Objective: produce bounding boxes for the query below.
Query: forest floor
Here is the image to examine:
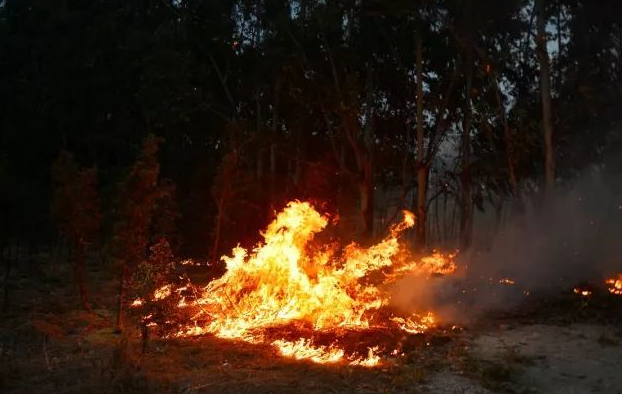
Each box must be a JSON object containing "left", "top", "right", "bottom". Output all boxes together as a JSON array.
[{"left": 2, "top": 255, "right": 622, "bottom": 394}]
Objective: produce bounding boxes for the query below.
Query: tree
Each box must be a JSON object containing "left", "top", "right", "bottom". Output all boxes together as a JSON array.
[
  {"left": 535, "top": 0, "right": 556, "bottom": 197},
  {"left": 51, "top": 151, "right": 100, "bottom": 312},
  {"left": 113, "top": 134, "right": 177, "bottom": 331}
]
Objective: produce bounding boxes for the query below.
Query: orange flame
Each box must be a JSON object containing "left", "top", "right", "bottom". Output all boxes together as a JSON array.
[
  {"left": 168, "top": 201, "right": 455, "bottom": 366},
  {"left": 605, "top": 274, "right": 622, "bottom": 295},
  {"left": 573, "top": 287, "right": 592, "bottom": 297}
]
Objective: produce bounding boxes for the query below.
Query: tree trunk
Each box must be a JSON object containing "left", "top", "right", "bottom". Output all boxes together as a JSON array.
[
  {"left": 416, "top": 165, "right": 429, "bottom": 246},
  {"left": 491, "top": 73, "right": 519, "bottom": 198},
  {"left": 359, "top": 162, "right": 374, "bottom": 239},
  {"left": 2, "top": 243, "right": 11, "bottom": 313},
  {"left": 361, "top": 70, "right": 375, "bottom": 238},
  {"left": 75, "top": 241, "right": 92, "bottom": 313},
  {"left": 115, "top": 262, "right": 126, "bottom": 332},
  {"left": 211, "top": 189, "right": 227, "bottom": 263},
  {"left": 459, "top": 56, "right": 474, "bottom": 250},
  {"left": 415, "top": 36, "right": 427, "bottom": 247},
  {"left": 270, "top": 79, "right": 280, "bottom": 199},
  {"left": 536, "top": 0, "right": 556, "bottom": 198},
  {"left": 256, "top": 93, "right": 264, "bottom": 188}
]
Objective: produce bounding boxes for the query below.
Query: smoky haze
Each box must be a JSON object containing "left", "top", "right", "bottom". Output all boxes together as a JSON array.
[{"left": 390, "top": 169, "right": 622, "bottom": 323}]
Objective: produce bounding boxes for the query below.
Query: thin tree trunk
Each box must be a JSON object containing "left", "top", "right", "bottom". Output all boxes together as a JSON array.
[
  {"left": 211, "top": 190, "right": 227, "bottom": 263},
  {"left": 359, "top": 162, "right": 374, "bottom": 239},
  {"left": 443, "top": 191, "right": 448, "bottom": 242},
  {"left": 2, "top": 243, "right": 11, "bottom": 313},
  {"left": 361, "top": 70, "right": 375, "bottom": 238},
  {"left": 115, "top": 262, "right": 126, "bottom": 332},
  {"left": 415, "top": 36, "right": 428, "bottom": 247},
  {"left": 435, "top": 184, "right": 442, "bottom": 245},
  {"left": 270, "top": 79, "right": 280, "bottom": 199},
  {"left": 460, "top": 56, "right": 474, "bottom": 250},
  {"left": 491, "top": 74, "right": 519, "bottom": 198},
  {"left": 75, "top": 241, "right": 92, "bottom": 313},
  {"left": 416, "top": 165, "right": 429, "bottom": 247},
  {"left": 536, "top": 0, "right": 556, "bottom": 198},
  {"left": 256, "top": 93, "right": 264, "bottom": 188},
  {"left": 270, "top": 144, "right": 277, "bottom": 194}
]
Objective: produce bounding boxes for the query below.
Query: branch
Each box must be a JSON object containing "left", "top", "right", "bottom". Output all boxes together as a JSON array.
[
  {"left": 207, "top": 52, "right": 237, "bottom": 117},
  {"left": 425, "top": 65, "right": 459, "bottom": 166}
]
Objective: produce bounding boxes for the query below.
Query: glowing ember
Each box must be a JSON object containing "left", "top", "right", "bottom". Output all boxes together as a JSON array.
[
  {"left": 605, "top": 274, "right": 622, "bottom": 295},
  {"left": 272, "top": 339, "right": 346, "bottom": 364},
  {"left": 154, "top": 284, "right": 172, "bottom": 300},
  {"left": 130, "top": 298, "right": 143, "bottom": 307},
  {"left": 573, "top": 287, "right": 592, "bottom": 297},
  {"left": 391, "top": 312, "right": 436, "bottom": 334},
  {"left": 498, "top": 278, "right": 516, "bottom": 285},
  {"left": 161, "top": 201, "right": 456, "bottom": 366}
]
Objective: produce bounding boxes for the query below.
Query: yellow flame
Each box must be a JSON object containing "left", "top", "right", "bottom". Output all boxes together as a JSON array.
[
  {"left": 169, "top": 201, "right": 455, "bottom": 365},
  {"left": 573, "top": 287, "right": 592, "bottom": 297},
  {"left": 605, "top": 274, "right": 622, "bottom": 295},
  {"left": 154, "top": 284, "right": 172, "bottom": 300}
]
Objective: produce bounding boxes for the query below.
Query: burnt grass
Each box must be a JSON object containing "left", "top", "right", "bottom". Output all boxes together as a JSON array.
[{"left": 1, "top": 255, "right": 622, "bottom": 394}]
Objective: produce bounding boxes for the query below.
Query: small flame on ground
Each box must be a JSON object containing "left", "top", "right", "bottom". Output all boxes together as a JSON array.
[
  {"left": 391, "top": 312, "right": 436, "bottom": 334},
  {"left": 130, "top": 298, "right": 143, "bottom": 307},
  {"left": 605, "top": 274, "right": 622, "bottom": 295},
  {"left": 499, "top": 278, "right": 515, "bottom": 285},
  {"left": 154, "top": 284, "right": 172, "bottom": 300},
  {"left": 573, "top": 287, "right": 592, "bottom": 297}
]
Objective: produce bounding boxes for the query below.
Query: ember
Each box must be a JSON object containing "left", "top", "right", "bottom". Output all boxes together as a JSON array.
[
  {"left": 605, "top": 275, "right": 622, "bottom": 295},
  {"left": 157, "top": 201, "right": 456, "bottom": 366},
  {"left": 573, "top": 287, "right": 592, "bottom": 297}
]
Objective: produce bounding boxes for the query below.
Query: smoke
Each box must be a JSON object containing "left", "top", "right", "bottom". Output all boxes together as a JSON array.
[{"left": 390, "top": 169, "right": 622, "bottom": 323}]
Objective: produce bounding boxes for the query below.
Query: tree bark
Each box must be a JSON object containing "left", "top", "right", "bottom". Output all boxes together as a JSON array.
[
  {"left": 211, "top": 188, "right": 227, "bottom": 263},
  {"left": 2, "top": 242, "right": 10, "bottom": 313},
  {"left": 536, "top": 0, "right": 556, "bottom": 198},
  {"left": 490, "top": 73, "right": 519, "bottom": 199},
  {"left": 415, "top": 36, "right": 427, "bottom": 247},
  {"left": 115, "top": 261, "right": 126, "bottom": 332},
  {"left": 342, "top": 111, "right": 374, "bottom": 239},
  {"left": 459, "top": 56, "right": 474, "bottom": 250},
  {"left": 75, "top": 240, "right": 92, "bottom": 313}
]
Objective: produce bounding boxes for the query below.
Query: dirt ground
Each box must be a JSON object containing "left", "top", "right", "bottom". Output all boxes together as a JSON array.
[{"left": 2, "top": 256, "right": 622, "bottom": 394}]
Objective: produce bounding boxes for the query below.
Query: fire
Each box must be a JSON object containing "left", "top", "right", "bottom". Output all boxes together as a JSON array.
[
  {"left": 498, "top": 277, "right": 516, "bottom": 285},
  {"left": 130, "top": 298, "right": 143, "bottom": 307},
  {"left": 162, "top": 201, "right": 456, "bottom": 366},
  {"left": 391, "top": 312, "right": 436, "bottom": 334},
  {"left": 605, "top": 274, "right": 622, "bottom": 295},
  {"left": 154, "top": 284, "right": 172, "bottom": 300},
  {"left": 573, "top": 287, "right": 592, "bottom": 297}
]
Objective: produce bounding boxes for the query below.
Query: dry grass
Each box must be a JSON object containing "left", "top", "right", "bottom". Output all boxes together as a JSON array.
[
  {"left": 3, "top": 256, "right": 622, "bottom": 394},
  {"left": 0, "top": 259, "right": 460, "bottom": 394}
]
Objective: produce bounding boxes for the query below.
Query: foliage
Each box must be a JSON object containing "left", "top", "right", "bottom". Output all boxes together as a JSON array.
[{"left": 0, "top": 0, "right": 620, "bottom": 253}]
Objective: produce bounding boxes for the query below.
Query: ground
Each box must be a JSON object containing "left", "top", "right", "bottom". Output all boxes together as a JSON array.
[{"left": 1, "top": 255, "right": 621, "bottom": 394}]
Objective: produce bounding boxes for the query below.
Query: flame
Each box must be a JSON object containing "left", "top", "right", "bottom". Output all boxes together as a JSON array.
[
  {"left": 166, "top": 201, "right": 455, "bottom": 366},
  {"left": 499, "top": 278, "right": 515, "bottom": 285},
  {"left": 130, "top": 298, "right": 143, "bottom": 307},
  {"left": 605, "top": 274, "right": 622, "bottom": 295},
  {"left": 272, "top": 339, "right": 346, "bottom": 364},
  {"left": 390, "top": 312, "right": 436, "bottom": 334},
  {"left": 154, "top": 284, "right": 172, "bottom": 300},
  {"left": 573, "top": 287, "right": 592, "bottom": 297}
]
